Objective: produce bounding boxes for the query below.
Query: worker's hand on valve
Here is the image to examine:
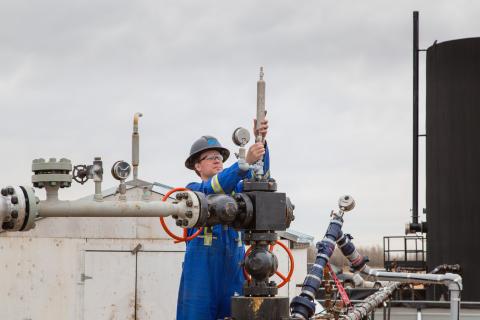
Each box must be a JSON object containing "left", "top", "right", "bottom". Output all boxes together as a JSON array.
[
  {"left": 246, "top": 142, "right": 265, "bottom": 164},
  {"left": 254, "top": 118, "right": 269, "bottom": 139}
]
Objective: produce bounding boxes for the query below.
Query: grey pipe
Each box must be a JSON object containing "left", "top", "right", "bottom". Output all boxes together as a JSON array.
[
  {"left": 1, "top": 186, "right": 202, "bottom": 232},
  {"left": 256, "top": 67, "right": 266, "bottom": 144},
  {"left": 38, "top": 199, "right": 193, "bottom": 219},
  {"left": 412, "top": 10, "right": 420, "bottom": 228},
  {"left": 450, "top": 288, "right": 461, "bottom": 320},
  {"left": 45, "top": 185, "right": 59, "bottom": 202},
  {"left": 253, "top": 67, "right": 266, "bottom": 178},
  {"left": 132, "top": 112, "right": 143, "bottom": 180},
  {"left": 94, "top": 182, "right": 103, "bottom": 201},
  {"left": 360, "top": 266, "right": 462, "bottom": 288},
  {"left": 342, "top": 282, "right": 399, "bottom": 320}
]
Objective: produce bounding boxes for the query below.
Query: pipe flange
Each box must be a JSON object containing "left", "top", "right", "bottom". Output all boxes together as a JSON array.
[
  {"left": 244, "top": 231, "right": 278, "bottom": 243},
  {"left": 243, "top": 283, "right": 278, "bottom": 297},
  {"left": 1, "top": 186, "right": 25, "bottom": 231},
  {"left": 192, "top": 191, "right": 208, "bottom": 228},
  {"left": 231, "top": 193, "right": 254, "bottom": 229},
  {"left": 243, "top": 179, "right": 277, "bottom": 192},
  {"left": 32, "top": 158, "right": 72, "bottom": 188},
  {"left": 173, "top": 190, "right": 202, "bottom": 229},
  {"left": 285, "top": 197, "right": 295, "bottom": 228},
  {"left": 0, "top": 186, "right": 37, "bottom": 232},
  {"left": 20, "top": 186, "right": 38, "bottom": 231}
]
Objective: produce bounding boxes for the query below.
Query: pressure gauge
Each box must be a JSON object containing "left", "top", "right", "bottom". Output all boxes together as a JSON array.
[
  {"left": 111, "top": 161, "right": 131, "bottom": 181},
  {"left": 232, "top": 127, "right": 250, "bottom": 147},
  {"left": 338, "top": 195, "right": 355, "bottom": 212}
]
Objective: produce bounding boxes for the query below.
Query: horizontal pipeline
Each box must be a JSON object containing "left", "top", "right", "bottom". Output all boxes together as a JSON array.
[
  {"left": 38, "top": 200, "right": 191, "bottom": 218},
  {"left": 360, "top": 266, "right": 462, "bottom": 289}
]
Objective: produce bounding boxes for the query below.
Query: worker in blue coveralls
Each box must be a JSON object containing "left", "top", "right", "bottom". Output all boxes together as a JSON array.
[{"left": 176, "top": 119, "right": 269, "bottom": 320}]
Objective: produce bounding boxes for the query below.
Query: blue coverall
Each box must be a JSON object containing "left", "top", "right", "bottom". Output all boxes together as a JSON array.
[{"left": 176, "top": 145, "right": 270, "bottom": 320}]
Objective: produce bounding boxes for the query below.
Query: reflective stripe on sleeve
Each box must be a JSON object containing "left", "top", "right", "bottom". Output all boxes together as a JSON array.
[{"left": 211, "top": 174, "right": 225, "bottom": 194}]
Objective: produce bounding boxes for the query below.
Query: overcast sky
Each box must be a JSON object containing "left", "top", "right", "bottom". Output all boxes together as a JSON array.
[{"left": 1, "top": 1, "right": 479, "bottom": 245}]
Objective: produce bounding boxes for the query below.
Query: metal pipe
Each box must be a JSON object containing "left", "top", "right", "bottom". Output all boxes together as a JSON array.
[
  {"left": 417, "top": 308, "right": 422, "bottom": 320},
  {"left": 450, "top": 287, "right": 461, "bottom": 320},
  {"left": 256, "top": 67, "right": 266, "bottom": 144},
  {"left": 93, "top": 157, "right": 103, "bottom": 201},
  {"left": 132, "top": 112, "right": 143, "bottom": 180},
  {"left": 252, "top": 67, "right": 266, "bottom": 179},
  {"left": 45, "top": 185, "right": 59, "bottom": 202},
  {"left": 361, "top": 266, "right": 462, "bottom": 288},
  {"left": 94, "top": 182, "right": 102, "bottom": 201},
  {"left": 411, "top": 11, "right": 420, "bottom": 230},
  {"left": 342, "top": 283, "right": 399, "bottom": 320},
  {"left": 38, "top": 199, "right": 192, "bottom": 218}
]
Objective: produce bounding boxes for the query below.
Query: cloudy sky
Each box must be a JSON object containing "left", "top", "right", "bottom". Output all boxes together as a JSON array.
[{"left": 1, "top": 1, "right": 479, "bottom": 245}]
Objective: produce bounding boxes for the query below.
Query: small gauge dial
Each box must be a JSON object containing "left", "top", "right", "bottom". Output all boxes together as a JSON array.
[
  {"left": 232, "top": 127, "right": 250, "bottom": 146},
  {"left": 111, "top": 161, "right": 131, "bottom": 181}
]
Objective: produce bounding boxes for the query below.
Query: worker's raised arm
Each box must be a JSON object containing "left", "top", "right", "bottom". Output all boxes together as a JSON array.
[{"left": 186, "top": 162, "right": 249, "bottom": 195}]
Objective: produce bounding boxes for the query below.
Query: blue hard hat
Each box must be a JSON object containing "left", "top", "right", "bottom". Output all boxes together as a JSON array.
[{"left": 185, "top": 135, "right": 230, "bottom": 170}]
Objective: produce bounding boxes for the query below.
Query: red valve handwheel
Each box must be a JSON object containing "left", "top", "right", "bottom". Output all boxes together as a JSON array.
[
  {"left": 159, "top": 187, "right": 203, "bottom": 243},
  {"left": 243, "top": 240, "right": 295, "bottom": 288}
]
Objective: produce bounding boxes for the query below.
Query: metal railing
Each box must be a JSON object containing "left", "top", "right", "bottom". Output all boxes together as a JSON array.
[{"left": 383, "top": 235, "right": 426, "bottom": 271}]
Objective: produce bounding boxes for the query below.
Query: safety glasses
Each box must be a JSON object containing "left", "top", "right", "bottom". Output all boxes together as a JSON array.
[{"left": 200, "top": 154, "right": 223, "bottom": 162}]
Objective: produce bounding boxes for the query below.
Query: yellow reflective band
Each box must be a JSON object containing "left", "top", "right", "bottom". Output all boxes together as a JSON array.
[
  {"left": 204, "top": 228, "right": 212, "bottom": 246},
  {"left": 237, "top": 231, "right": 243, "bottom": 247},
  {"left": 211, "top": 174, "right": 225, "bottom": 194},
  {"left": 198, "top": 228, "right": 216, "bottom": 246}
]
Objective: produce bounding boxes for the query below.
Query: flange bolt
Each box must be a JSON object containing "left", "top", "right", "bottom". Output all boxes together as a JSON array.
[{"left": 2, "top": 221, "right": 14, "bottom": 229}]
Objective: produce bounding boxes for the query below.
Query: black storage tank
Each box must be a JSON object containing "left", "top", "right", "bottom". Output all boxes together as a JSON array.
[{"left": 426, "top": 38, "right": 480, "bottom": 301}]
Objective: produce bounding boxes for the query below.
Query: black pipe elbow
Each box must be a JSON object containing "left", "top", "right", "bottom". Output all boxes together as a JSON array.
[{"left": 290, "top": 296, "right": 315, "bottom": 319}]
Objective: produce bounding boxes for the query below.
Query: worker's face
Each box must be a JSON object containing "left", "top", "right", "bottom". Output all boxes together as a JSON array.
[{"left": 194, "top": 150, "right": 224, "bottom": 180}]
